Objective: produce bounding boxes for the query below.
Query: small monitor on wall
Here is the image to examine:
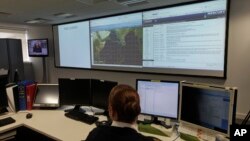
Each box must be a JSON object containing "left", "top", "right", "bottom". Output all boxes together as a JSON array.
[{"left": 28, "top": 39, "right": 49, "bottom": 57}]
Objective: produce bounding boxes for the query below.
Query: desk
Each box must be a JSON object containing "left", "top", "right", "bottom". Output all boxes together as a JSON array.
[{"left": 0, "top": 110, "right": 179, "bottom": 141}]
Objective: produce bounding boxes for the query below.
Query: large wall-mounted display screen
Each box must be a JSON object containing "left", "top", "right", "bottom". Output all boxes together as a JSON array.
[
  {"left": 53, "top": 0, "right": 228, "bottom": 77},
  {"left": 54, "top": 21, "right": 91, "bottom": 68}
]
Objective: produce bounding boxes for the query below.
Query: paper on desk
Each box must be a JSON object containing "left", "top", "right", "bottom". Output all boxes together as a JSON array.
[{"left": 138, "top": 114, "right": 151, "bottom": 121}]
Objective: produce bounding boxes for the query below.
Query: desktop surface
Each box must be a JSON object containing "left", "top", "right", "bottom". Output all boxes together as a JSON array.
[{"left": 0, "top": 109, "right": 176, "bottom": 141}]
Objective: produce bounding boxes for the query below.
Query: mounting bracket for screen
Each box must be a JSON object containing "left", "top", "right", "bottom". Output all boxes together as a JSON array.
[{"left": 42, "top": 58, "right": 47, "bottom": 83}]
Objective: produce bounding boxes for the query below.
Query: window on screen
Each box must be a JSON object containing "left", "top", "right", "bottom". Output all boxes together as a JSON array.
[
  {"left": 56, "top": 21, "right": 91, "bottom": 68},
  {"left": 137, "top": 80, "right": 179, "bottom": 119},
  {"left": 142, "top": 2, "right": 226, "bottom": 71},
  {"left": 90, "top": 13, "right": 143, "bottom": 67}
]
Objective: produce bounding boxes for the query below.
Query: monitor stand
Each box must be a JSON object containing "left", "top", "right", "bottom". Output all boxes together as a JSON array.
[
  {"left": 152, "top": 116, "right": 172, "bottom": 129},
  {"left": 64, "top": 105, "right": 86, "bottom": 113},
  {"left": 95, "top": 110, "right": 112, "bottom": 126}
]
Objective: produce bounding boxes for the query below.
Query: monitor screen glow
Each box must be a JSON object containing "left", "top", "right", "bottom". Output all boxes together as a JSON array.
[
  {"left": 33, "top": 84, "right": 59, "bottom": 107},
  {"left": 136, "top": 79, "right": 179, "bottom": 119}
]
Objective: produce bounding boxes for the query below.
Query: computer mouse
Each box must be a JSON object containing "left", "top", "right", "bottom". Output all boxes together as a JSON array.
[{"left": 26, "top": 113, "right": 33, "bottom": 119}]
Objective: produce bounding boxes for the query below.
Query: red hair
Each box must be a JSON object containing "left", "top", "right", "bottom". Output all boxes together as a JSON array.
[{"left": 109, "top": 84, "right": 141, "bottom": 123}]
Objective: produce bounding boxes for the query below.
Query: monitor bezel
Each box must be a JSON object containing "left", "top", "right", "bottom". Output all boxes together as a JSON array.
[
  {"left": 178, "top": 82, "right": 237, "bottom": 137},
  {"left": 28, "top": 38, "right": 49, "bottom": 57},
  {"left": 136, "top": 79, "right": 180, "bottom": 119},
  {"left": 91, "top": 79, "right": 118, "bottom": 110},
  {"left": 33, "top": 84, "right": 60, "bottom": 108}
]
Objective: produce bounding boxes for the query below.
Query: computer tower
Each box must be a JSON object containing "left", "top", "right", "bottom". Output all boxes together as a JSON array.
[{"left": 0, "top": 39, "right": 24, "bottom": 82}]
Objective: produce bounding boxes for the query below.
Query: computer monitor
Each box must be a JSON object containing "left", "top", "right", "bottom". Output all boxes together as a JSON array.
[
  {"left": 91, "top": 79, "right": 118, "bottom": 112},
  {"left": 28, "top": 39, "right": 49, "bottom": 57},
  {"left": 136, "top": 79, "right": 179, "bottom": 119},
  {"left": 59, "top": 78, "right": 91, "bottom": 112},
  {"left": 0, "top": 74, "right": 8, "bottom": 114},
  {"left": 33, "top": 84, "right": 59, "bottom": 108},
  {"left": 179, "top": 82, "right": 237, "bottom": 137}
]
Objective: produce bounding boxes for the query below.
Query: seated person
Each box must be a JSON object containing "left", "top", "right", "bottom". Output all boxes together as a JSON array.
[{"left": 85, "top": 84, "right": 159, "bottom": 141}]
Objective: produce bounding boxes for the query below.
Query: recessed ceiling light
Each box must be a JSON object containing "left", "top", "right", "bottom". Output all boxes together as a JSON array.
[{"left": 54, "top": 13, "right": 76, "bottom": 18}]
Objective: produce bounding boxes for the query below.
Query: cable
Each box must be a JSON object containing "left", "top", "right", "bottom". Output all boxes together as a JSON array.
[
  {"left": 172, "top": 132, "right": 180, "bottom": 141},
  {"left": 241, "top": 109, "right": 250, "bottom": 125},
  {"left": 172, "top": 123, "right": 180, "bottom": 141}
]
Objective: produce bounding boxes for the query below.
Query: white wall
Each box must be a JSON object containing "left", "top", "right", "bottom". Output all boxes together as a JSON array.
[
  {"left": 26, "top": 25, "right": 53, "bottom": 83},
  {"left": 224, "top": 0, "right": 250, "bottom": 118}
]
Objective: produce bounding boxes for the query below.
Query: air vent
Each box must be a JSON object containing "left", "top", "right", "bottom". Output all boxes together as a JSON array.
[
  {"left": 114, "top": 0, "right": 148, "bottom": 6},
  {"left": 76, "top": 0, "right": 107, "bottom": 5}
]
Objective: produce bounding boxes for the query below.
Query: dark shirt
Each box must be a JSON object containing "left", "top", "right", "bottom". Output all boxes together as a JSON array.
[
  {"left": 33, "top": 46, "right": 42, "bottom": 53},
  {"left": 85, "top": 126, "right": 154, "bottom": 141}
]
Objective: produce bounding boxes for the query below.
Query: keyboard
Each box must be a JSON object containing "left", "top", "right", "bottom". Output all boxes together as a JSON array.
[
  {"left": 65, "top": 111, "right": 98, "bottom": 125},
  {"left": 0, "top": 117, "right": 16, "bottom": 127}
]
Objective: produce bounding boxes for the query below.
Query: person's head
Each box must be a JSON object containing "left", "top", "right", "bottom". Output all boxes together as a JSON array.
[
  {"left": 34, "top": 41, "right": 41, "bottom": 48},
  {"left": 108, "top": 84, "right": 141, "bottom": 124}
]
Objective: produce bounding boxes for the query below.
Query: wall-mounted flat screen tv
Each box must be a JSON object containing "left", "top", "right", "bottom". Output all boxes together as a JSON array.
[{"left": 28, "top": 39, "right": 49, "bottom": 57}]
